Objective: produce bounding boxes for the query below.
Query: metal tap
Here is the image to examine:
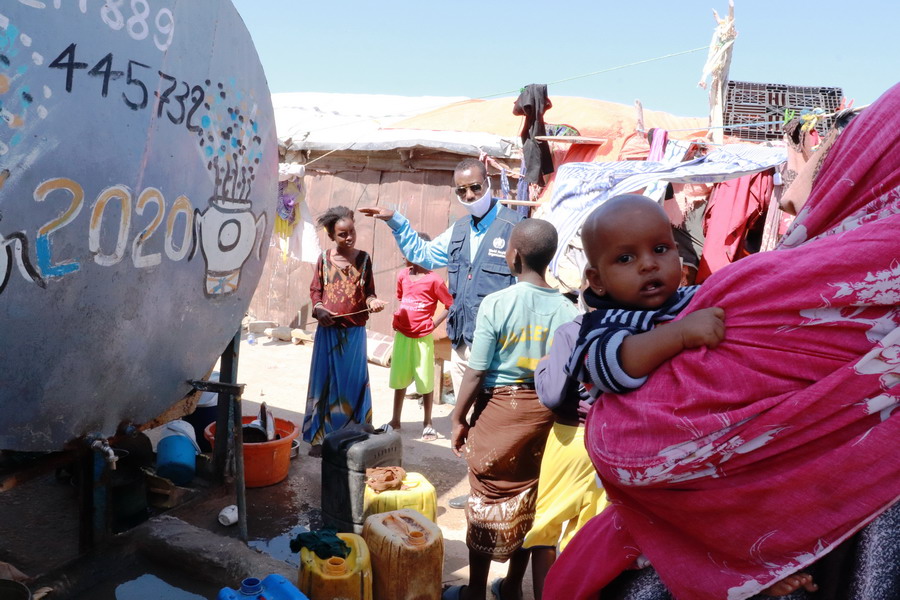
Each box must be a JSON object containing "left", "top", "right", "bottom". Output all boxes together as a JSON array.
[{"left": 90, "top": 438, "right": 118, "bottom": 470}]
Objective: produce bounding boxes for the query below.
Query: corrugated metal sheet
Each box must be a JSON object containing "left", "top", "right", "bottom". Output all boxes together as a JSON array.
[{"left": 250, "top": 165, "right": 469, "bottom": 338}]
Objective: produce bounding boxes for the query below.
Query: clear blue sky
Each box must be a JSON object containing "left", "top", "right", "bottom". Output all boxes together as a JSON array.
[{"left": 231, "top": 0, "right": 897, "bottom": 118}]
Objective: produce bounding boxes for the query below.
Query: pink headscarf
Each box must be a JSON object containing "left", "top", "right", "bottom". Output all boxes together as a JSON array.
[{"left": 546, "top": 83, "right": 900, "bottom": 600}]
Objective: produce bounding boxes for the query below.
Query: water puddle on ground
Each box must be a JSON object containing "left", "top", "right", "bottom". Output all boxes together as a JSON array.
[
  {"left": 75, "top": 561, "right": 220, "bottom": 599},
  {"left": 247, "top": 508, "right": 323, "bottom": 567},
  {"left": 249, "top": 523, "right": 309, "bottom": 566},
  {"left": 114, "top": 573, "right": 208, "bottom": 599}
]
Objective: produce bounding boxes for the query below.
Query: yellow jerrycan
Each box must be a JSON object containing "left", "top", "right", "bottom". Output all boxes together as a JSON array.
[
  {"left": 362, "top": 509, "right": 443, "bottom": 600},
  {"left": 363, "top": 471, "right": 437, "bottom": 522},
  {"left": 298, "top": 532, "right": 373, "bottom": 600}
]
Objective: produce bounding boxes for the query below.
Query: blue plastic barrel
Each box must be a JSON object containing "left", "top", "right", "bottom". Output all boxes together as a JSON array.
[
  {"left": 218, "top": 574, "right": 309, "bottom": 599},
  {"left": 156, "top": 434, "right": 197, "bottom": 486}
]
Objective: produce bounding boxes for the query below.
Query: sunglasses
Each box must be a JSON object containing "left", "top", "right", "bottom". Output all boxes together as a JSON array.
[{"left": 454, "top": 181, "right": 486, "bottom": 198}]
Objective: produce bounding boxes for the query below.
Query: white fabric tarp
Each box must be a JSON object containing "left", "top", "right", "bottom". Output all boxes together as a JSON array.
[
  {"left": 273, "top": 92, "right": 518, "bottom": 157},
  {"left": 545, "top": 143, "right": 787, "bottom": 276}
]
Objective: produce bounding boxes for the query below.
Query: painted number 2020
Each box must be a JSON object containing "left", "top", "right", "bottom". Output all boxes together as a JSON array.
[{"left": 35, "top": 178, "right": 194, "bottom": 278}]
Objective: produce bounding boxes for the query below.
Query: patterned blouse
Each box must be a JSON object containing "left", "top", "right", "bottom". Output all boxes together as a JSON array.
[{"left": 310, "top": 249, "right": 376, "bottom": 328}]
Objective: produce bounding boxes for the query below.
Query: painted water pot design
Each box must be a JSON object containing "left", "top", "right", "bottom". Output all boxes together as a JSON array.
[{"left": 0, "top": 1, "right": 277, "bottom": 450}]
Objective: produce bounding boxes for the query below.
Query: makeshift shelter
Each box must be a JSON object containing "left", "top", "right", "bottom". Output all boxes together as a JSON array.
[
  {"left": 250, "top": 91, "right": 814, "bottom": 334},
  {"left": 248, "top": 93, "right": 521, "bottom": 337}
]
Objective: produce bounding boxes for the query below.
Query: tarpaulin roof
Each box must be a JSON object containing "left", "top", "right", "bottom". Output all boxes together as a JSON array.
[
  {"left": 274, "top": 93, "right": 710, "bottom": 161},
  {"left": 273, "top": 92, "right": 518, "bottom": 157},
  {"left": 390, "top": 96, "right": 709, "bottom": 159},
  {"left": 274, "top": 92, "right": 465, "bottom": 142}
]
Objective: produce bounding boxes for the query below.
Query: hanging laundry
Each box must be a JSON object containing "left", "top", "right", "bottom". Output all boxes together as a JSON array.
[
  {"left": 513, "top": 84, "right": 554, "bottom": 185},
  {"left": 275, "top": 162, "right": 321, "bottom": 264},
  {"left": 499, "top": 168, "right": 511, "bottom": 199},
  {"left": 274, "top": 181, "right": 297, "bottom": 262},
  {"left": 289, "top": 195, "right": 322, "bottom": 264},
  {"left": 670, "top": 181, "right": 714, "bottom": 258},
  {"left": 276, "top": 163, "right": 305, "bottom": 261},
  {"left": 516, "top": 157, "right": 529, "bottom": 201},
  {"left": 545, "top": 143, "right": 785, "bottom": 277},
  {"left": 646, "top": 128, "right": 669, "bottom": 161},
  {"left": 696, "top": 169, "right": 774, "bottom": 282},
  {"left": 642, "top": 138, "right": 692, "bottom": 202},
  {"left": 758, "top": 176, "right": 793, "bottom": 252}
]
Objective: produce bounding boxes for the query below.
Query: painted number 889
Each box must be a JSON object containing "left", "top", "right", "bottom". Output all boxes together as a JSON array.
[{"left": 101, "top": 0, "right": 175, "bottom": 52}]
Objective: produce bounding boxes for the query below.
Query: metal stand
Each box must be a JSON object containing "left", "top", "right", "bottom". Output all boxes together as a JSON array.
[{"left": 189, "top": 329, "right": 247, "bottom": 542}]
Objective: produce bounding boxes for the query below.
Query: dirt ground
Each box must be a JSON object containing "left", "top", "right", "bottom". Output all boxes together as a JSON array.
[
  {"left": 228, "top": 331, "right": 537, "bottom": 598},
  {"left": 0, "top": 330, "right": 538, "bottom": 599}
]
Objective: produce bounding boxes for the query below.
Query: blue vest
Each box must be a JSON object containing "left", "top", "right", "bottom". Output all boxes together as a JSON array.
[{"left": 446, "top": 205, "right": 522, "bottom": 348}]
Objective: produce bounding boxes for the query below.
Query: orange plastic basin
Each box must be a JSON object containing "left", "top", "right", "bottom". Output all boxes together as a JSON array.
[{"left": 204, "top": 416, "right": 299, "bottom": 487}]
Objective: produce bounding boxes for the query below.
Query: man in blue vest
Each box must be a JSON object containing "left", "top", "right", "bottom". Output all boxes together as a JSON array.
[{"left": 360, "top": 156, "right": 522, "bottom": 417}]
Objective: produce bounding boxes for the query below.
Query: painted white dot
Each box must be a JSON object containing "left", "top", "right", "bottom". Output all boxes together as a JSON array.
[
  {"left": 20, "top": 34, "right": 32, "bottom": 47},
  {"left": 0, "top": 14, "right": 9, "bottom": 30},
  {"left": 0, "top": 141, "right": 8, "bottom": 155},
  {"left": 43, "top": 85, "right": 52, "bottom": 99},
  {"left": 37, "top": 105, "right": 47, "bottom": 119},
  {"left": 31, "top": 52, "right": 43, "bottom": 66}
]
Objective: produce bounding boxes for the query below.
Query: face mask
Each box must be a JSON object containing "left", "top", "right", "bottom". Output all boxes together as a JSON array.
[{"left": 457, "top": 180, "right": 493, "bottom": 218}]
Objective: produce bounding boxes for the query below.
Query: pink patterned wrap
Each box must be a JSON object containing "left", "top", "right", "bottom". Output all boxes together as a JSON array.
[{"left": 546, "top": 83, "right": 900, "bottom": 600}]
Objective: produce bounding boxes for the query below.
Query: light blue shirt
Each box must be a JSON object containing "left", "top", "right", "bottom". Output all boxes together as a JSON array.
[
  {"left": 386, "top": 199, "right": 500, "bottom": 269},
  {"left": 468, "top": 282, "right": 579, "bottom": 387}
]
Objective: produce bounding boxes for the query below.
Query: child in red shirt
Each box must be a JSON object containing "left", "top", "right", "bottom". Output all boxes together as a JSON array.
[{"left": 381, "top": 234, "right": 453, "bottom": 440}]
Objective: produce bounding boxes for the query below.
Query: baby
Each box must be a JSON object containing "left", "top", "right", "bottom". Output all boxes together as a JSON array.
[
  {"left": 566, "top": 194, "right": 817, "bottom": 597},
  {"left": 566, "top": 193, "right": 724, "bottom": 395}
]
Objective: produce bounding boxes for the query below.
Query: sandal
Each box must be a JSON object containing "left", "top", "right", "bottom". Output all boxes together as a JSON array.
[
  {"left": 377, "top": 423, "right": 394, "bottom": 433},
  {"left": 422, "top": 425, "right": 438, "bottom": 441},
  {"left": 448, "top": 494, "right": 468, "bottom": 509},
  {"left": 442, "top": 584, "right": 466, "bottom": 600}
]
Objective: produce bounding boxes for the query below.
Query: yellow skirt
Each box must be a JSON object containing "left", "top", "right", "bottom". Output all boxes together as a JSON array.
[{"left": 522, "top": 422, "right": 608, "bottom": 552}]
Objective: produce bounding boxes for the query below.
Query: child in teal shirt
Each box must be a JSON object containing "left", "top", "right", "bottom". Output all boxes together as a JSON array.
[{"left": 445, "top": 218, "right": 577, "bottom": 600}]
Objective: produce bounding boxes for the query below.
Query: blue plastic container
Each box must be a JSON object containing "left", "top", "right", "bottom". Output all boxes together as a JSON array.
[
  {"left": 218, "top": 574, "right": 309, "bottom": 599},
  {"left": 156, "top": 434, "right": 197, "bottom": 486}
]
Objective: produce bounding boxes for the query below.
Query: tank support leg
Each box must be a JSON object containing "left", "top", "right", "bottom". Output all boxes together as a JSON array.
[{"left": 189, "top": 329, "right": 248, "bottom": 541}]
